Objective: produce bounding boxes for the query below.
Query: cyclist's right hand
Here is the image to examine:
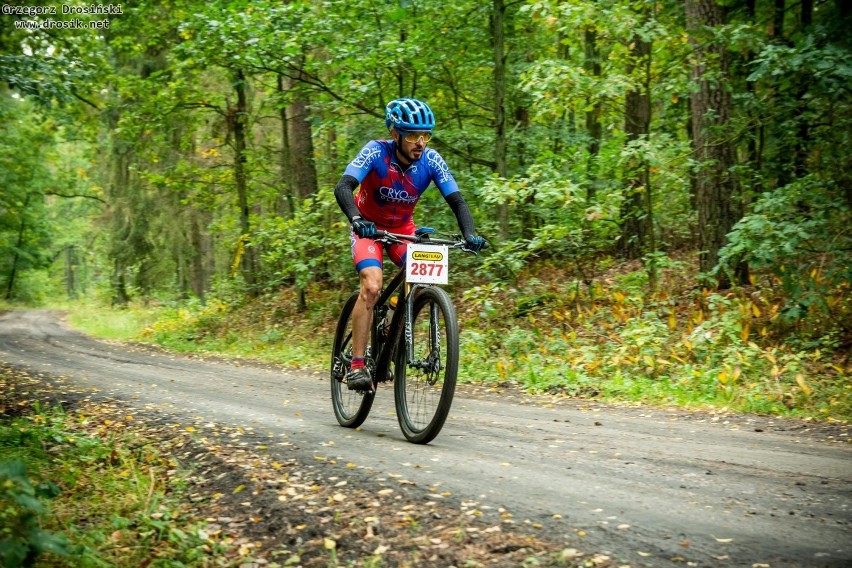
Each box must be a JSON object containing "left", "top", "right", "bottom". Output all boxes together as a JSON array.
[
  {"left": 464, "top": 234, "right": 488, "bottom": 252},
  {"left": 351, "top": 216, "right": 377, "bottom": 239}
]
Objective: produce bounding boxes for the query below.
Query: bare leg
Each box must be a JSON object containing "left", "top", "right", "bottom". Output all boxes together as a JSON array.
[{"left": 352, "top": 266, "right": 383, "bottom": 360}]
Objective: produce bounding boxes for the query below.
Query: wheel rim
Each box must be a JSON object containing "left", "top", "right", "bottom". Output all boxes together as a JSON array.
[
  {"left": 401, "top": 298, "right": 448, "bottom": 432},
  {"left": 333, "top": 329, "right": 372, "bottom": 421}
]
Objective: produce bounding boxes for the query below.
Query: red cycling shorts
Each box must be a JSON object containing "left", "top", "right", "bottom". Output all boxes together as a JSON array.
[{"left": 350, "top": 219, "right": 416, "bottom": 273}]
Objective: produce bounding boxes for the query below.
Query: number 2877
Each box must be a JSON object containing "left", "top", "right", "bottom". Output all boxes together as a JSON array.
[{"left": 410, "top": 263, "right": 444, "bottom": 277}]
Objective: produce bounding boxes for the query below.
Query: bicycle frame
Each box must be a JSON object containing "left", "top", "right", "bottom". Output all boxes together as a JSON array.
[
  {"left": 370, "top": 231, "right": 467, "bottom": 380},
  {"left": 371, "top": 266, "right": 405, "bottom": 380}
]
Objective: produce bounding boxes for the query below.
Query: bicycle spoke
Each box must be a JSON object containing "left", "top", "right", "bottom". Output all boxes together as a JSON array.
[
  {"left": 395, "top": 287, "right": 458, "bottom": 444},
  {"left": 331, "top": 291, "right": 375, "bottom": 427}
]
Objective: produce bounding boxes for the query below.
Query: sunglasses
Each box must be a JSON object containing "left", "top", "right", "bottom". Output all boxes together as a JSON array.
[{"left": 400, "top": 130, "right": 433, "bottom": 144}]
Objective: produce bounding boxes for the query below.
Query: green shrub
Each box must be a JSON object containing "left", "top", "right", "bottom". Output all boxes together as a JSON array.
[
  {"left": 0, "top": 460, "right": 69, "bottom": 567},
  {"left": 719, "top": 176, "right": 851, "bottom": 346}
]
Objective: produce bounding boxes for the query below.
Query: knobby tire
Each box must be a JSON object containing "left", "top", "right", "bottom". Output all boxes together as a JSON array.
[
  {"left": 330, "top": 291, "right": 375, "bottom": 428},
  {"left": 394, "top": 286, "right": 459, "bottom": 444}
]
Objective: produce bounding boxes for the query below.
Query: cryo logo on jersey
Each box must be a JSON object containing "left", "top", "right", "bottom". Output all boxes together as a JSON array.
[
  {"left": 350, "top": 146, "right": 382, "bottom": 169},
  {"left": 426, "top": 149, "right": 452, "bottom": 184},
  {"left": 379, "top": 186, "right": 417, "bottom": 204}
]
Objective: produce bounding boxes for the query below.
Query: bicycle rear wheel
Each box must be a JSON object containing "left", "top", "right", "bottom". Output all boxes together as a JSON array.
[
  {"left": 394, "top": 286, "right": 458, "bottom": 444},
  {"left": 330, "top": 291, "right": 375, "bottom": 428}
]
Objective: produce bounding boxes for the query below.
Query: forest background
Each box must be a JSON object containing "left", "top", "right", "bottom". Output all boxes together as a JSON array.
[{"left": 1, "top": 0, "right": 850, "bottom": 421}]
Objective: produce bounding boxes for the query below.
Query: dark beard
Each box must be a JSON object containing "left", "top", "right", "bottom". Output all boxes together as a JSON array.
[{"left": 395, "top": 144, "right": 418, "bottom": 166}]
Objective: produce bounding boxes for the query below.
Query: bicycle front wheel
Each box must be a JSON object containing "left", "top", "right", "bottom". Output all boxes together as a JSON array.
[
  {"left": 330, "top": 291, "right": 375, "bottom": 428},
  {"left": 394, "top": 286, "right": 459, "bottom": 444}
]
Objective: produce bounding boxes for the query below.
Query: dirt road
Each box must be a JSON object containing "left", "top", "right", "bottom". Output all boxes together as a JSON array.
[{"left": 1, "top": 310, "right": 849, "bottom": 567}]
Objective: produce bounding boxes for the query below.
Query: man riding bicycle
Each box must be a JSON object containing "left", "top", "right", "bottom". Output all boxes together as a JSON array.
[{"left": 334, "top": 97, "right": 486, "bottom": 391}]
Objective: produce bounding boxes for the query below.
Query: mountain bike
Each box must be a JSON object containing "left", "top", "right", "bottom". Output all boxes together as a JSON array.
[{"left": 330, "top": 228, "right": 484, "bottom": 444}]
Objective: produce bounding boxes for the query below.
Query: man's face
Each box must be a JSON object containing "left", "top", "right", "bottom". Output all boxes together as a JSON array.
[{"left": 392, "top": 129, "right": 431, "bottom": 163}]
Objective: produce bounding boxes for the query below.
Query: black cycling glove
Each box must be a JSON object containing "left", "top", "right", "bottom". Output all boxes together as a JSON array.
[
  {"left": 465, "top": 235, "right": 487, "bottom": 252},
  {"left": 351, "top": 216, "right": 377, "bottom": 239}
]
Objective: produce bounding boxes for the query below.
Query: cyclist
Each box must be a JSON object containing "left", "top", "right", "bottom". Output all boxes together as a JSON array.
[{"left": 334, "top": 97, "right": 486, "bottom": 391}]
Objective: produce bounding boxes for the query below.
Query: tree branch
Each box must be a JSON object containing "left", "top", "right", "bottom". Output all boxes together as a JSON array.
[
  {"left": 173, "top": 101, "right": 226, "bottom": 116},
  {"left": 45, "top": 191, "right": 106, "bottom": 203},
  {"left": 431, "top": 136, "right": 498, "bottom": 170},
  {"left": 70, "top": 90, "right": 101, "bottom": 110}
]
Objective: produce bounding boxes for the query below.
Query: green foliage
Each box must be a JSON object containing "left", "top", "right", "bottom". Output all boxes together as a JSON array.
[
  {"left": 719, "top": 176, "right": 851, "bottom": 344},
  {"left": 0, "top": 99, "right": 54, "bottom": 299},
  {"left": 458, "top": 259, "right": 849, "bottom": 420},
  {"left": 477, "top": 164, "right": 620, "bottom": 280},
  {"left": 254, "top": 191, "right": 352, "bottom": 291},
  {"left": 0, "top": 460, "right": 69, "bottom": 567},
  {"left": 0, "top": 93, "right": 103, "bottom": 303}
]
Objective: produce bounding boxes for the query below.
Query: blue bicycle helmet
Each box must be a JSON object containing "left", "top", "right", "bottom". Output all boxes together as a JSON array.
[{"left": 384, "top": 98, "right": 435, "bottom": 131}]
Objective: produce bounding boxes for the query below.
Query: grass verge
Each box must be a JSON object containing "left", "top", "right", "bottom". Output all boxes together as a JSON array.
[{"left": 1, "top": 364, "right": 239, "bottom": 567}]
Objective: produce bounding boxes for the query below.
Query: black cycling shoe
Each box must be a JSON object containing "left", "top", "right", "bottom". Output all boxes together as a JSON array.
[{"left": 346, "top": 367, "right": 373, "bottom": 392}]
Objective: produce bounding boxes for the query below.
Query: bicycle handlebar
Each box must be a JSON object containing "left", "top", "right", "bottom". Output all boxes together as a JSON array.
[{"left": 373, "top": 230, "right": 489, "bottom": 254}]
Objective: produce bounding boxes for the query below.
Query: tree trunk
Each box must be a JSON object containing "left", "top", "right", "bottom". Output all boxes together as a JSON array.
[
  {"left": 112, "top": 259, "right": 130, "bottom": 306},
  {"left": 276, "top": 71, "right": 318, "bottom": 216},
  {"left": 5, "top": 194, "right": 30, "bottom": 300},
  {"left": 231, "top": 69, "right": 257, "bottom": 290},
  {"left": 772, "top": 0, "right": 786, "bottom": 39},
  {"left": 620, "top": 26, "right": 652, "bottom": 261},
  {"left": 492, "top": 0, "right": 509, "bottom": 239},
  {"left": 285, "top": 72, "right": 318, "bottom": 200},
  {"left": 277, "top": 75, "right": 295, "bottom": 217},
  {"left": 65, "top": 246, "right": 77, "bottom": 299},
  {"left": 794, "top": 0, "right": 814, "bottom": 178},
  {"left": 742, "top": 0, "right": 762, "bottom": 202},
  {"left": 686, "top": 0, "right": 747, "bottom": 287},
  {"left": 188, "top": 209, "right": 207, "bottom": 301},
  {"left": 584, "top": 24, "right": 602, "bottom": 201}
]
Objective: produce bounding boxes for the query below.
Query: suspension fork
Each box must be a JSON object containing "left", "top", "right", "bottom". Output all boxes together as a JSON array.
[
  {"left": 404, "top": 284, "right": 418, "bottom": 365},
  {"left": 430, "top": 299, "right": 441, "bottom": 354},
  {"left": 405, "top": 284, "right": 440, "bottom": 367}
]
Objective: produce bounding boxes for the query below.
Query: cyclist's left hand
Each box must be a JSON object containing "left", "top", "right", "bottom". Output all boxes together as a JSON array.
[{"left": 465, "top": 235, "right": 488, "bottom": 252}]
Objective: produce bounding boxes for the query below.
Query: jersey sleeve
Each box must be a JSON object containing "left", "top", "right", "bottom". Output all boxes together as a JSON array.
[
  {"left": 343, "top": 140, "right": 384, "bottom": 183},
  {"left": 424, "top": 148, "right": 460, "bottom": 197}
]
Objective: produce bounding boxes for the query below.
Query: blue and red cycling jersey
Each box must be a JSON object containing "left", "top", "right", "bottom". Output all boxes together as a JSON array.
[{"left": 343, "top": 140, "right": 459, "bottom": 229}]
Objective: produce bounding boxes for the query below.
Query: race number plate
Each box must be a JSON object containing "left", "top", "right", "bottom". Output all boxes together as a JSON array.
[{"left": 406, "top": 244, "right": 449, "bottom": 285}]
